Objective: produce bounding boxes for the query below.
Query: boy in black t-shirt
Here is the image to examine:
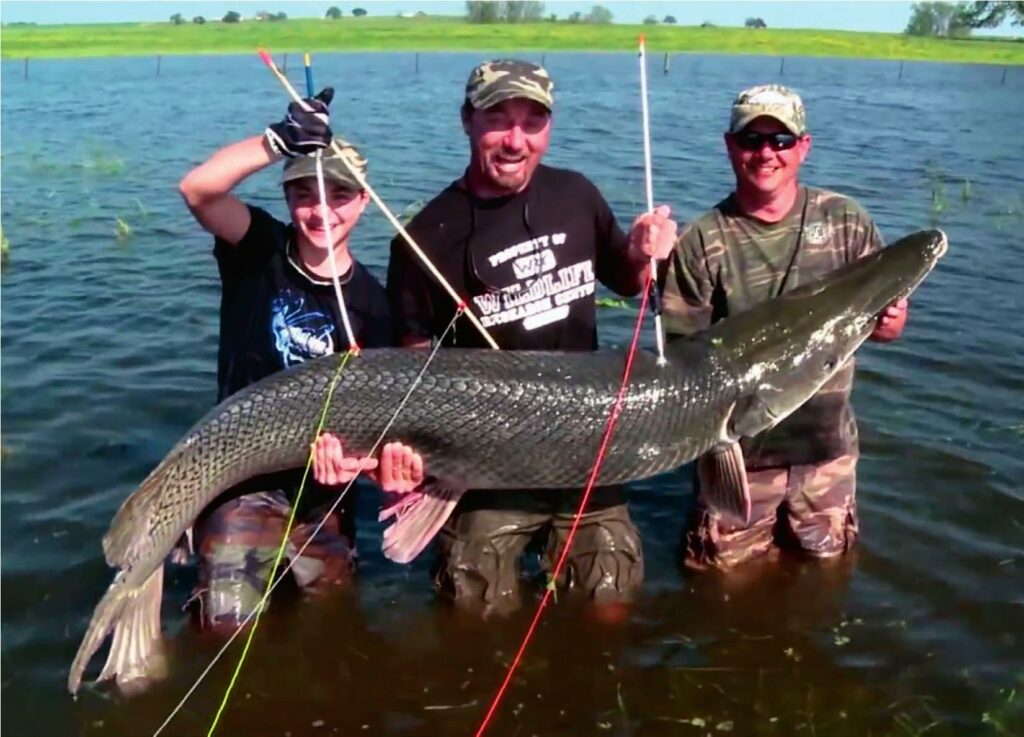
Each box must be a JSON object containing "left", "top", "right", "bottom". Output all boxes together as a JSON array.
[
  {"left": 386, "top": 60, "right": 678, "bottom": 615},
  {"left": 179, "top": 89, "right": 423, "bottom": 630}
]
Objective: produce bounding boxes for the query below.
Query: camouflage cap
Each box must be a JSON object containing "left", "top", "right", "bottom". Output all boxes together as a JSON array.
[
  {"left": 465, "top": 59, "right": 554, "bottom": 110},
  {"left": 281, "top": 137, "right": 367, "bottom": 190},
  {"left": 729, "top": 84, "right": 807, "bottom": 135}
]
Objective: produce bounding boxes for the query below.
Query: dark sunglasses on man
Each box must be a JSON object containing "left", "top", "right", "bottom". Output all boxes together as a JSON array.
[{"left": 732, "top": 130, "right": 801, "bottom": 152}]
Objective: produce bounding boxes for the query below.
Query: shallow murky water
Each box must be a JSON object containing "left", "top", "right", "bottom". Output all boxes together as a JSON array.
[{"left": 2, "top": 52, "right": 1022, "bottom": 736}]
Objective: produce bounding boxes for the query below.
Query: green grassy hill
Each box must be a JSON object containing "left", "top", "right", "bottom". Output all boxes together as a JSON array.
[{"left": 2, "top": 16, "right": 1022, "bottom": 64}]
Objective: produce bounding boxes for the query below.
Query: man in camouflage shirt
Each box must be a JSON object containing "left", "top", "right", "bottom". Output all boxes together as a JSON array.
[{"left": 662, "top": 84, "right": 908, "bottom": 569}]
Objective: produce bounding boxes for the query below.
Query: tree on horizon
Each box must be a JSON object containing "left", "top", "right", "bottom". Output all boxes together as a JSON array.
[
  {"left": 352, "top": 7, "right": 368, "bottom": 16},
  {"left": 664, "top": 15, "right": 677, "bottom": 24},
  {"left": 744, "top": 17, "right": 767, "bottom": 28},
  {"left": 905, "top": 2, "right": 971, "bottom": 37},
  {"left": 169, "top": 12, "right": 184, "bottom": 25},
  {"left": 223, "top": 10, "right": 241, "bottom": 23},
  {"left": 325, "top": 6, "right": 342, "bottom": 19},
  {"left": 955, "top": 0, "right": 1023, "bottom": 29},
  {"left": 586, "top": 5, "right": 613, "bottom": 24},
  {"left": 466, "top": 2, "right": 545, "bottom": 24}
]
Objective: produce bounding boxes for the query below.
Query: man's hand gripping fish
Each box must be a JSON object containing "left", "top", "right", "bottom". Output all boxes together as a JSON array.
[{"left": 68, "top": 230, "right": 947, "bottom": 695}]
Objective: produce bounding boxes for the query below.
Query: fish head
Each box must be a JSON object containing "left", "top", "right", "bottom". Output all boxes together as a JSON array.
[{"left": 709, "top": 229, "right": 947, "bottom": 439}]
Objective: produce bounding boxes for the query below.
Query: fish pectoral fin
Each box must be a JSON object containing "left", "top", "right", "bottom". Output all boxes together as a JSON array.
[
  {"left": 380, "top": 478, "right": 465, "bottom": 564},
  {"left": 728, "top": 394, "right": 777, "bottom": 438},
  {"left": 697, "top": 442, "right": 752, "bottom": 525}
]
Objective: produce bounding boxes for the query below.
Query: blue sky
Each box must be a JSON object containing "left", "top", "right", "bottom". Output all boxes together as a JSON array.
[{"left": 0, "top": 0, "right": 1020, "bottom": 36}]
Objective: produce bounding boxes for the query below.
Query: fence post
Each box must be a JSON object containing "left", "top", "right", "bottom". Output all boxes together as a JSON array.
[
  {"left": 156, "top": 55, "right": 162, "bottom": 77},
  {"left": 663, "top": 52, "right": 670, "bottom": 75},
  {"left": 779, "top": 57, "right": 785, "bottom": 76}
]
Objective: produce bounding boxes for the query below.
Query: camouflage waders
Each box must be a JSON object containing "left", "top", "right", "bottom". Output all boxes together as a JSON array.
[
  {"left": 685, "top": 454, "right": 859, "bottom": 569},
  {"left": 191, "top": 490, "right": 356, "bottom": 627}
]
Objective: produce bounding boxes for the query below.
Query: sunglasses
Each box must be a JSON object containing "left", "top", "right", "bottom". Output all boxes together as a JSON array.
[{"left": 732, "top": 130, "right": 800, "bottom": 152}]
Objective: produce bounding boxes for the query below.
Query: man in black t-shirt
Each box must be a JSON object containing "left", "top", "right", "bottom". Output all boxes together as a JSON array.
[
  {"left": 386, "top": 60, "right": 677, "bottom": 615},
  {"left": 179, "top": 90, "right": 423, "bottom": 630}
]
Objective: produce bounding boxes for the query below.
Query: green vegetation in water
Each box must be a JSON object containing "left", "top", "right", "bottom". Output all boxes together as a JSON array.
[
  {"left": 81, "top": 148, "right": 125, "bottom": 176},
  {"left": 979, "top": 682, "right": 1022, "bottom": 736},
  {"left": 399, "top": 199, "right": 426, "bottom": 226},
  {"left": 992, "top": 194, "right": 1024, "bottom": 229},
  {"left": 925, "top": 159, "right": 1024, "bottom": 230},
  {"left": 2, "top": 17, "right": 1023, "bottom": 64},
  {"left": 114, "top": 217, "right": 133, "bottom": 242},
  {"left": 924, "top": 161, "right": 980, "bottom": 227},
  {"left": 1, "top": 227, "right": 9, "bottom": 267},
  {"left": 925, "top": 159, "right": 948, "bottom": 224},
  {"left": 596, "top": 297, "right": 634, "bottom": 310}
]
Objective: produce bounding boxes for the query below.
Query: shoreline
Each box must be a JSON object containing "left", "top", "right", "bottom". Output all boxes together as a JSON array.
[{"left": 2, "top": 18, "right": 1022, "bottom": 65}]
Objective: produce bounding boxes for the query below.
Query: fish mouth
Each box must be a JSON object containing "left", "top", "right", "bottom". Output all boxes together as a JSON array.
[
  {"left": 893, "top": 229, "right": 947, "bottom": 301},
  {"left": 928, "top": 229, "right": 948, "bottom": 261}
]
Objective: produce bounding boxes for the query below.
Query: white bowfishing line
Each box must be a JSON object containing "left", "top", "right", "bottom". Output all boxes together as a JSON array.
[
  {"left": 314, "top": 148, "right": 358, "bottom": 352},
  {"left": 638, "top": 35, "right": 667, "bottom": 367}
]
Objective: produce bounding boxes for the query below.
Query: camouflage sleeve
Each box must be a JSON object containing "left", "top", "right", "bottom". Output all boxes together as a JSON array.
[
  {"left": 840, "top": 198, "right": 885, "bottom": 263},
  {"left": 660, "top": 222, "right": 715, "bottom": 337}
]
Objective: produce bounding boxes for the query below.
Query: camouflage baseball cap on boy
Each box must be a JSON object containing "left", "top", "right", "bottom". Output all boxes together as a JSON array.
[
  {"left": 729, "top": 84, "right": 807, "bottom": 135},
  {"left": 281, "top": 137, "right": 367, "bottom": 190},
  {"left": 465, "top": 59, "right": 554, "bottom": 110}
]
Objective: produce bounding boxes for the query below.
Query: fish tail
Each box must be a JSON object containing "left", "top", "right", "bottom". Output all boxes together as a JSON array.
[{"left": 68, "top": 566, "right": 166, "bottom": 695}]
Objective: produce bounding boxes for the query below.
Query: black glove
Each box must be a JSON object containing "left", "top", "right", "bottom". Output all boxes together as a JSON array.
[{"left": 264, "top": 87, "right": 334, "bottom": 158}]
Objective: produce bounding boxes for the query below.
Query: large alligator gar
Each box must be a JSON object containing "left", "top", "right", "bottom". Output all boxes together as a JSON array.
[{"left": 68, "top": 230, "right": 947, "bottom": 695}]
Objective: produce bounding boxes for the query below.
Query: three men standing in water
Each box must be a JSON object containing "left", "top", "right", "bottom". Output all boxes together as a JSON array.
[{"left": 180, "top": 61, "right": 909, "bottom": 627}]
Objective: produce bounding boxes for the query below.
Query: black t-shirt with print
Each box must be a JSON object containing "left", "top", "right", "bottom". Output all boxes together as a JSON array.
[
  {"left": 386, "top": 164, "right": 638, "bottom": 350},
  {"left": 215, "top": 205, "right": 393, "bottom": 402},
  {"left": 386, "top": 165, "right": 639, "bottom": 510}
]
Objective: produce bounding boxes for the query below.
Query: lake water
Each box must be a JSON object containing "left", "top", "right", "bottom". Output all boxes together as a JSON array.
[{"left": 1, "top": 51, "right": 1022, "bottom": 737}]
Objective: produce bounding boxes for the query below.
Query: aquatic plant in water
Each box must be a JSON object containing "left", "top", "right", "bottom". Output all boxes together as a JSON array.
[
  {"left": 399, "top": 199, "right": 425, "bottom": 226},
  {"left": 596, "top": 297, "right": 634, "bottom": 310},
  {"left": 115, "top": 217, "right": 133, "bottom": 242},
  {"left": 991, "top": 194, "right": 1024, "bottom": 230},
  {"left": 81, "top": 147, "right": 125, "bottom": 176},
  {"left": 923, "top": 161, "right": 981, "bottom": 227}
]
